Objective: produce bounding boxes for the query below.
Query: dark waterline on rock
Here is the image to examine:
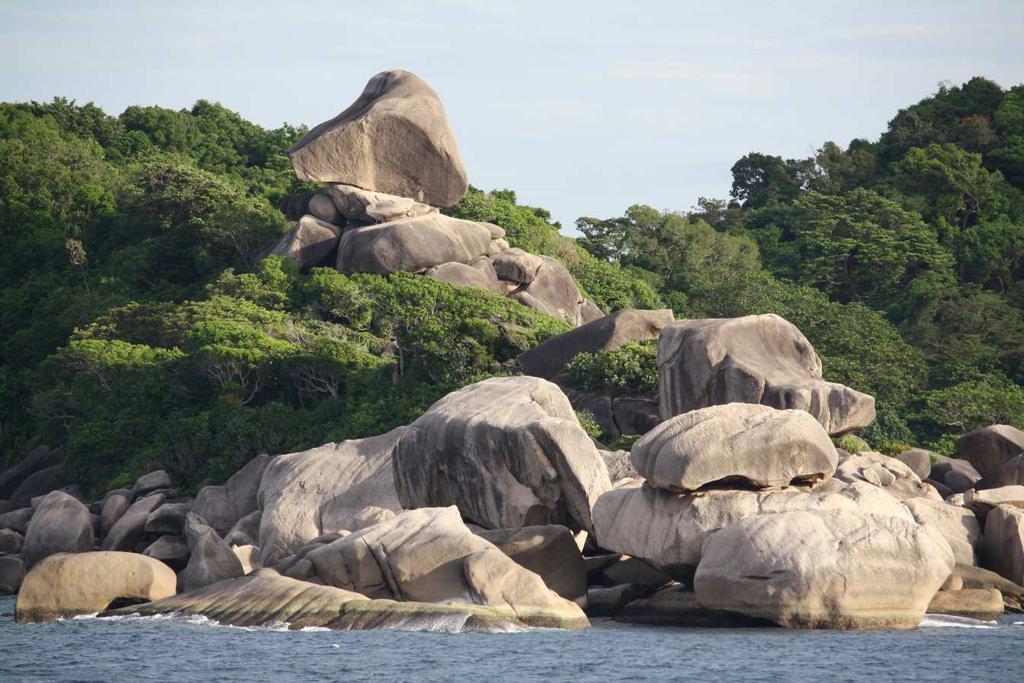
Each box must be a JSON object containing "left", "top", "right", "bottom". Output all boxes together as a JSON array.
[{"left": 2, "top": 598, "right": 1023, "bottom": 682}]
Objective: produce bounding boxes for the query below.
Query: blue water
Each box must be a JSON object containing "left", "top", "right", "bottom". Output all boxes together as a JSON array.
[{"left": 2, "top": 597, "right": 1023, "bottom": 682}]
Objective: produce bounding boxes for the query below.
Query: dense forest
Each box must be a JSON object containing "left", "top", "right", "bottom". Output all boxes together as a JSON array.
[{"left": 2, "top": 76, "right": 1023, "bottom": 495}]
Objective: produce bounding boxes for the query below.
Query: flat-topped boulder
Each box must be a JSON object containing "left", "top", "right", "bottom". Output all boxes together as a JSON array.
[
  {"left": 303, "top": 507, "right": 586, "bottom": 627},
  {"left": 289, "top": 70, "right": 468, "bottom": 207},
  {"left": 267, "top": 214, "right": 343, "bottom": 271},
  {"left": 16, "top": 551, "right": 176, "bottom": 623},
  {"left": 592, "top": 479, "right": 909, "bottom": 581},
  {"left": 955, "top": 425, "right": 1024, "bottom": 483},
  {"left": 492, "top": 248, "right": 544, "bottom": 284},
  {"left": 657, "top": 314, "right": 875, "bottom": 435},
  {"left": 258, "top": 427, "right": 406, "bottom": 564},
  {"left": 517, "top": 308, "right": 674, "bottom": 379},
  {"left": 630, "top": 403, "right": 837, "bottom": 492},
  {"left": 337, "top": 213, "right": 493, "bottom": 275},
  {"left": 21, "top": 491, "right": 94, "bottom": 569},
  {"left": 107, "top": 568, "right": 585, "bottom": 632},
  {"left": 392, "top": 376, "right": 611, "bottom": 533},
  {"left": 324, "top": 183, "right": 436, "bottom": 224},
  {"left": 694, "top": 510, "right": 955, "bottom": 629}
]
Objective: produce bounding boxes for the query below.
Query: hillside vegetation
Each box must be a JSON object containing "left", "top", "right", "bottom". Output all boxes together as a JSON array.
[{"left": 2, "top": 77, "right": 1023, "bottom": 493}]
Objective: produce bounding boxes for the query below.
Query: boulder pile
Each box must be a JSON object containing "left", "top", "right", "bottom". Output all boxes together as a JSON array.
[
  {"left": 3, "top": 69, "right": 1024, "bottom": 634},
  {"left": 267, "top": 69, "right": 600, "bottom": 327}
]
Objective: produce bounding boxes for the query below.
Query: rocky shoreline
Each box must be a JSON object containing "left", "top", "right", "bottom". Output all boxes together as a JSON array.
[{"left": 2, "top": 70, "right": 1024, "bottom": 633}]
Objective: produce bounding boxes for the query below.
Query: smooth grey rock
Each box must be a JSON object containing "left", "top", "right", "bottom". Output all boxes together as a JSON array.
[
  {"left": 615, "top": 584, "right": 763, "bottom": 627},
  {"left": 695, "top": 510, "right": 955, "bottom": 629},
  {"left": 324, "top": 183, "right": 436, "bottom": 223},
  {"left": 0, "top": 507, "right": 33, "bottom": 534},
  {"left": 9, "top": 465, "right": 62, "bottom": 507},
  {"left": 100, "top": 493, "right": 164, "bottom": 551},
  {"left": 392, "top": 376, "right": 612, "bottom": 533},
  {"left": 631, "top": 403, "right": 837, "bottom": 492},
  {"left": 927, "top": 588, "right": 1003, "bottom": 620},
  {"left": 931, "top": 456, "right": 983, "bottom": 494},
  {"left": 981, "top": 505, "right": 1024, "bottom": 587},
  {"left": 177, "top": 513, "right": 244, "bottom": 593},
  {"left": 131, "top": 470, "right": 172, "bottom": 500},
  {"left": 991, "top": 454, "right": 1024, "bottom": 488},
  {"left": 289, "top": 70, "right": 468, "bottom": 207},
  {"left": 587, "top": 583, "right": 650, "bottom": 617},
  {"left": 0, "top": 446, "right": 63, "bottom": 499},
  {"left": 278, "top": 191, "right": 313, "bottom": 220},
  {"left": 510, "top": 256, "right": 583, "bottom": 326},
  {"left": 895, "top": 448, "right": 934, "bottom": 480},
  {"left": 258, "top": 428, "right": 407, "bottom": 564},
  {"left": 954, "top": 563, "right": 1024, "bottom": 611},
  {"left": 517, "top": 308, "right": 673, "bottom": 379},
  {"left": 657, "top": 314, "right": 876, "bottom": 435},
  {"left": 578, "top": 300, "right": 605, "bottom": 325},
  {"left": 191, "top": 486, "right": 235, "bottom": 537},
  {"left": 426, "top": 261, "right": 502, "bottom": 293},
  {"left": 965, "top": 486, "right": 1024, "bottom": 516},
  {"left": 0, "top": 555, "right": 25, "bottom": 595},
  {"left": 99, "top": 493, "right": 130, "bottom": 537},
  {"left": 143, "top": 534, "right": 190, "bottom": 571},
  {"left": 224, "top": 510, "right": 261, "bottom": 547},
  {"left": 21, "top": 491, "right": 94, "bottom": 568},
  {"left": 268, "top": 214, "right": 342, "bottom": 271},
  {"left": 337, "top": 213, "right": 492, "bottom": 275},
  {"left": 599, "top": 450, "right": 638, "bottom": 483},
  {"left": 145, "top": 502, "right": 191, "bottom": 536},
  {"left": 307, "top": 191, "right": 343, "bottom": 224},
  {"left": 0, "top": 528, "right": 24, "bottom": 554},
  {"left": 903, "top": 497, "right": 980, "bottom": 565},
  {"left": 611, "top": 397, "right": 661, "bottom": 436},
  {"left": 491, "top": 248, "right": 544, "bottom": 284},
  {"left": 599, "top": 557, "right": 673, "bottom": 592},
  {"left": 955, "top": 425, "right": 1024, "bottom": 482},
  {"left": 475, "top": 525, "right": 587, "bottom": 602}
]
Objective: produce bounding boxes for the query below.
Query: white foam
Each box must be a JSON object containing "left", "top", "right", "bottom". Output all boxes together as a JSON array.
[{"left": 920, "top": 615, "right": 997, "bottom": 629}]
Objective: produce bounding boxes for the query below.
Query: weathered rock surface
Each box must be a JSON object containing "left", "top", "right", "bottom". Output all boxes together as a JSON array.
[
  {"left": 931, "top": 456, "right": 983, "bottom": 494},
  {"left": 142, "top": 534, "right": 189, "bottom": 571},
  {"left": 392, "top": 376, "right": 611, "bottom": 532},
  {"left": 191, "top": 454, "right": 271, "bottom": 537},
  {"left": 16, "top": 551, "right": 176, "bottom": 622},
  {"left": 21, "top": 491, "right": 94, "bottom": 569},
  {"left": 954, "top": 563, "right": 1024, "bottom": 612},
  {"left": 492, "top": 248, "right": 544, "bottom": 284},
  {"left": 177, "top": 513, "right": 244, "bottom": 593},
  {"left": 695, "top": 510, "right": 955, "bottom": 629},
  {"left": 955, "top": 425, "right": 1024, "bottom": 482},
  {"left": 517, "top": 308, "right": 674, "bottom": 379},
  {"left": 475, "top": 525, "right": 586, "bottom": 602},
  {"left": 965, "top": 486, "right": 1024, "bottom": 515},
  {"left": 303, "top": 507, "right": 587, "bottom": 627},
  {"left": 99, "top": 492, "right": 130, "bottom": 537},
  {"left": 657, "top": 314, "right": 875, "bottom": 435},
  {"left": 107, "top": 568, "right": 584, "bottom": 631},
  {"left": 144, "top": 502, "right": 191, "bottom": 536},
  {"left": 258, "top": 427, "right": 406, "bottom": 564},
  {"left": 0, "top": 555, "right": 25, "bottom": 594},
  {"left": 832, "top": 450, "right": 937, "bottom": 500},
  {"left": 0, "top": 528, "right": 24, "bottom": 554},
  {"left": 224, "top": 510, "right": 261, "bottom": 547},
  {"left": 980, "top": 504, "right": 1024, "bottom": 585},
  {"left": 101, "top": 493, "right": 164, "bottom": 552},
  {"left": 337, "top": 214, "right": 492, "bottom": 275},
  {"left": 599, "top": 449, "right": 638, "bottom": 483},
  {"left": 510, "top": 257, "right": 583, "bottom": 326},
  {"left": 895, "top": 448, "right": 934, "bottom": 480},
  {"left": 289, "top": 70, "right": 468, "bottom": 207},
  {"left": 324, "top": 183, "right": 436, "bottom": 223},
  {"left": 131, "top": 470, "right": 172, "bottom": 500},
  {"left": 9, "top": 465, "right": 62, "bottom": 507},
  {"left": 631, "top": 403, "right": 837, "bottom": 492},
  {"left": 592, "top": 480, "right": 911, "bottom": 581},
  {"left": 927, "top": 588, "right": 1003, "bottom": 621},
  {"left": 903, "top": 497, "right": 980, "bottom": 565},
  {"left": 0, "top": 507, "right": 33, "bottom": 534},
  {"left": 615, "top": 585, "right": 766, "bottom": 627},
  {"left": 268, "top": 214, "right": 343, "bottom": 271},
  {"left": 307, "top": 191, "right": 343, "bottom": 225},
  {"left": 426, "top": 260, "right": 501, "bottom": 293},
  {"left": 990, "top": 454, "right": 1024, "bottom": 488}
]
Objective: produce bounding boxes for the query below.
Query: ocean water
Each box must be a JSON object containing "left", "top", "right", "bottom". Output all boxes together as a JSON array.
[{"left": 1, "top": 597, "right": 1022, "bottom": 682}]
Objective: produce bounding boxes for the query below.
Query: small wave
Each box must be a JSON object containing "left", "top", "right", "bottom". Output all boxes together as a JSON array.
[
  {"left": 299, "top": 626, "right": 332, "bottom": 632},
  {"left": 71, "top": 613, "right": 99, "bottom": 620},
  {"left": 920, "top": 615, "right": 997, "bottom": 629}
]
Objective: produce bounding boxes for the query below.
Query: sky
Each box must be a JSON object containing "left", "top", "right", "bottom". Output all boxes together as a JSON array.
[{"left": 2, "top": 0, "right": 1023, "bottom": 230}]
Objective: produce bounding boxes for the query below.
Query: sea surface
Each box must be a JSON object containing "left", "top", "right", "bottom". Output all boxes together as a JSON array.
[{"left": 1, "top": 596, "right": 1022, "bottom": 682}]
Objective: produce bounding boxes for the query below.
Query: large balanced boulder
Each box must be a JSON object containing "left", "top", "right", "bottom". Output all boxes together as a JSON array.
[
  {"left": 955, "top": 425, "right": 1024, "bottom": 483},
  {"left": 304, "top": 507, "right": 586, "bottom": 627},
  {"left": 392, "top": 376, "right": 612, "bottom": 533},
  {"left": 267, "top": 214, "right": 342, "bottom": 271},
  {"left": 177, "top": 513, "right": 244, "bottom": 593},
  {"left": 980, "top": 504, "right": 1024, "bottom": 585},
  {"left": 510, "top": 256, "right": 584, "bottom": 326},
  {"left": 337, "top": 213, "right": 493, "bottom": 275},
  {"left": 492, "top": 248, "right": 544, "bottom": 284},
  {"left": 21, "top": 491, "right": 94, "bottom": 569},
  {"left": 288, "top": 70, "right": 468, "bottom": 207},
  {"left": 15, "top": 551, "right": 176, "bottom": 622},
  {"left": 657, "top": 314, "right": 875, "bottom": 435},
  {"left": 258, "top": 427, "right": 407, "bottom": 564},
  {"left": 592, "top": 480, "right": 910, "bottom": 581},
  {"left": 108, "top": 568, "right": 582, "bottom": 632},
  {"left": 694, "top": 510, "right": 955, "bottom": 629},
  {"left": 516, "top": 308, "right": 674, "bottom": 379},
  {"left": 630, "top": 404, "right": 837, "bottom": 492}
]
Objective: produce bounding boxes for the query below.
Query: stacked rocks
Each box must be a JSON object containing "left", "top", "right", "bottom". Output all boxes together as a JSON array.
[{"left": 267, "top": 70, "right": 599, "bottom": 327}]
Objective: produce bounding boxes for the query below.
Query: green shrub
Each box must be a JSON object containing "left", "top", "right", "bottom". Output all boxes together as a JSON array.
[{"left": 564, "top": 341, "right": 658, "bottom": 396}]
